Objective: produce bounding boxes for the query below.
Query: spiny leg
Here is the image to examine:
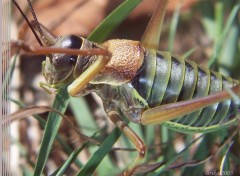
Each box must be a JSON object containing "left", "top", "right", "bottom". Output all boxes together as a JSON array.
[
  {"left": 141, "top": 85, "right": 240, "bottom": 125},
  {"left": 107, "top": 111, "right": 146, "bottom": 176},
  {"left": 141, "top": 0, "right": 168, "bottom": 49}
]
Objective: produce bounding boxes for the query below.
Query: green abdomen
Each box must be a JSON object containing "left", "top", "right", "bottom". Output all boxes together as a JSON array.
[{"left": 131, "top": 49, "right": 239, "bottom": 132}]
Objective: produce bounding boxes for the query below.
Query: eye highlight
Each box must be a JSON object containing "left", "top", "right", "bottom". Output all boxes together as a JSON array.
[
  {"left": 70, "top": 57, "right": 77, "bottom": 65},
  {"left": 55, "top": 35, "right": 83, "bottom": 49}
]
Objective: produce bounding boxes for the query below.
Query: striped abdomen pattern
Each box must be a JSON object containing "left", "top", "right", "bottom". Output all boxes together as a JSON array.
[{"left": 131, "top": 49, "right": 239, "bottom": 132}]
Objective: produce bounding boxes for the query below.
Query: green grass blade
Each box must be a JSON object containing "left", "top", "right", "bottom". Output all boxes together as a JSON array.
[
  {"left": 70, "top": 97, "right": 97, "bottom": 135},
  {"left": 182, "top": 48, "right": 197, "bottom": 60},
  {"left": 218, "top": 18, "right": 239, "bottom": 76},
  {"left": 54, "top": 143, "right": 87, "bottom": 176},
  {"left": 88, "top": 0, "right": 142, "bottom": 42},
  {"left": 153, "top": 134, "right": 204, "bottom": 174},
  {"left": 21, "top": 165, "right": 33, "bottom": 176},
  {"left": 3, "top": 53, "right": 18, "bottom": 98},
  {"left": 198, "top": 1, "right": 215, "bottom": 40},
  {"left": 77, "top": 128, "right": 122, "bottom": 176},
  {"left": 33, "top": 86, "right": 70, "bottom": 176},
  {"left": 208, "top": 3, "right": 240, "bottom": 67},
  {"left": 219, "top": 142, "right": 233, "bottom": 174},
  {"left": 10, "top": 98, "right": 83, "bottom": 169},
  {"left": 6, "top": 54, "right": 18, "bottom": 85},
  {"left": 160, "top": 126, "right": 175, "bottom": 176},
  {"left": 53, "top": 131, "right": 99, "bottom": 176},
  {"left": 168, "top": 2, "right": 181, "bottom": 52},
  {"left": 215, "top": 1, "right": 224, "bottom": 38},
  {"left": 70, "top": 97, "right": 116, "bottom": 174},
  {"left": 182, "top": 132, "right": 218, "bottom": 175}
]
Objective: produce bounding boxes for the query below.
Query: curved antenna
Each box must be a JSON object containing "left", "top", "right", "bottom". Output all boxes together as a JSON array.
[
  {"left": 26, "top": 0, "right": 51, "bottom": 45},
  {"left": 12, "top": 0, "right": 43, "bottom": 46}
]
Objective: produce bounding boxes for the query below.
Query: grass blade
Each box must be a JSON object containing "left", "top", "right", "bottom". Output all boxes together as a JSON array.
[
  {"left": 70, "top": 97, "right": 117, "bottom": 174},
  {"left": 33, "top": 86, "right": 70, "bottom": 176},
  {"left": 70, "top": 97, "right": 97, "bottom": 135},
  {"left": 88, "top": 0, "right": 142, "bottom": 42},
  {"left": 168, "top": 1, "right": 181, "bottom": 52},
  {"left": 77, "top": 128, "right": 122, "bottom": 176},
  {"left": 208, "top": 3, "right": 240, "bottom": 67},
  {"left": 53, "top": 131, "right": 99, "bottom": 176}
]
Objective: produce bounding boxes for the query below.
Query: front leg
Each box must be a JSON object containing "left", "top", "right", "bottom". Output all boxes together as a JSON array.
[
  {"left": 67, "top": 54, "right": 110, "bottom": 96},
  {"left": 107, "top": 111, "right": 146, "bottom": 176}
]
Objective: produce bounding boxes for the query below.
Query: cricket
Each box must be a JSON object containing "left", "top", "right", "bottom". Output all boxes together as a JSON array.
[{"left": 10, "top": 0, "right": 240, "bottom": 175}]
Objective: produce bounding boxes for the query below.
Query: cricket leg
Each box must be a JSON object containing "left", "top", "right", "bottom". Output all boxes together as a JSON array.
[
  {"left": 107, "top": 111, "right": 146, "bottom": 176},
  {"left": 67, "top": 53, "right": 110, "bottom": 96},
  {"left": 141, "top": 85, "right": 240, "bottom": 125},
  {"left": 141, "top": 0, "right": 168, "bottom": 49}
]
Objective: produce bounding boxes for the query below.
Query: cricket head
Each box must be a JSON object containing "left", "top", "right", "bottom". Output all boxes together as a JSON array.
[
  {"left": 42, "top": 35, "right": 82, "bottom": 88},
  {"left": 13, "top": 0, "right": 101, "bottom": 92},
  {"left": 42, "top": 35, "right": 100, "bottom": 90}
]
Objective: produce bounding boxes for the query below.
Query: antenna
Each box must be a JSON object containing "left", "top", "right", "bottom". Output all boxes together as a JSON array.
[
  {"left": 12, "top": 0, "right": 43, "bottom": 46},
  {"left": 26, "top": 0, "right": 50, "bottom": 45}
]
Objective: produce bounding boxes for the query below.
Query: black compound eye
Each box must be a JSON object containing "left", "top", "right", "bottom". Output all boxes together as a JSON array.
[
  {"left": 69, "top": 35, "right": 83, "bottom": 49},
  {"left": 53, "top": 35, "right": 83, "bottom": 67},
  {"left": 58, "top": 35, "right": 83, "bottom": 49}
]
